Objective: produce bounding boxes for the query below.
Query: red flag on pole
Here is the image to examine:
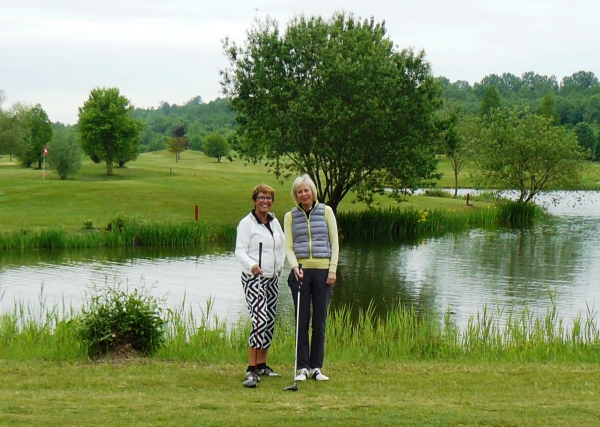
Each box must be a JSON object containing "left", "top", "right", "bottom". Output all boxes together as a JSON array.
[{"left": 44, "top": 146, "right": 49, "bottom": 156}]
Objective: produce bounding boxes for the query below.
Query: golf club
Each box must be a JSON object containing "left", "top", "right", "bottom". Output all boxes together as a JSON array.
[
  {"left": 243, "top": 242, "right": 263, "bottom": 388},
  {"left": 283, "top": 263, "right": 302, "bottom": 392}
]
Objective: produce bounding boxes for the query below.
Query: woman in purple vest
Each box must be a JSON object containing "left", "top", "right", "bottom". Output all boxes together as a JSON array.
[{"left": 284, "top": 174, "right": 339, "bottom": 381}]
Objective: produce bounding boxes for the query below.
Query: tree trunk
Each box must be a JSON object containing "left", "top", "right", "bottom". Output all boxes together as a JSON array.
[
  {"left": 106, "top": 159, "right": 113, "bottom": 175},
  {"left": 454, "top": 170, "right": 459, "bottom": 197}
]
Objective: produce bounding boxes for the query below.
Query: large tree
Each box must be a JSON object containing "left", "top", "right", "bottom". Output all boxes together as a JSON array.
[
  {"left": 78, "top": 88, "right": 143, "bottom": 175},
  {"left": 166, "top": 125, "right": 188, "bottom": 162},
  {"left": 221, "top": 12, "right": 442, "bottom": 212},
  {"left": 572, "top": 122, "right": 597, "bottom": 160},
  {"left": 203, "top": 132, "right": 230, "bottom": 162},
  {"left": 472, "top": 108, "right": 587, "bottom": 202},
  {"left": 0, "top": 107, "right": 28, "bottom": 161},
  {"left": 536, "top": 93, "right": 560, "bottom": 124},
  {"left": 443, "top": 111, "right": 475, "bottom": 196},
  {"left": 479, "top": 86, "right": 502, "bottom": 117},
  {"left": 47, "top": 128, "right": 82, "bottom": 179},
  {"left": 19, "top": 104, "right": 53, "bottom": 168}
]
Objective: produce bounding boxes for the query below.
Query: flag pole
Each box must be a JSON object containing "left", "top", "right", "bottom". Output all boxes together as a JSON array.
[{"left": 43, "top": 146, "right": 48, "bottom": 180}]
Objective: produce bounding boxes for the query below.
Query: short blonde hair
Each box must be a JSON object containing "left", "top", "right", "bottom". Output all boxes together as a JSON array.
[
  {"left": 291, "top": 174, "right": 317, "bottom": 204},
  {"left": 252, "top": 183, "right": 275, "bottom": 201}
]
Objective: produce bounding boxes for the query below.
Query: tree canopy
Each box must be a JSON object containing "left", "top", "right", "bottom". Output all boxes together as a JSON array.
[
  {"left": 479, "top": 86, "right": 502, "bottom": 117},
  {"left": 222, "top": 12, "right": 442, "bottom": 212},
  {"left": 78, "top": 88, "right": 143, "bottom": 175},
  {"left": 47, "top": 127, "right": 82, "bottom": 179},
  {"left": 0, "top": 105, "right": 28, "bottom": 161},
  {"left": 573, "top": 122, "right": 597, "bottom": 160},
  {"left": 472, "top": 108, "right": 587, "bottom": 202},
  {"left": 202, "top": 132, "right": 230, "bottom": 162},
  {"left": 20, "top": 104, "right": 53, "bottom": 169},
  {"left": 166, "top": 125, "right": 189, "bottom": 162}
]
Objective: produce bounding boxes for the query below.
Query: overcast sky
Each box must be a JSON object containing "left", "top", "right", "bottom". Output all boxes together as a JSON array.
[{"left": 1, "top": 0, "right": 598, "bottom": 124}]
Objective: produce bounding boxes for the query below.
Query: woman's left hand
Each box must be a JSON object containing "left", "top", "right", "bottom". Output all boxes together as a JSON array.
[{"left": 326, "top": 271, "right": 336, "bottom": 285}]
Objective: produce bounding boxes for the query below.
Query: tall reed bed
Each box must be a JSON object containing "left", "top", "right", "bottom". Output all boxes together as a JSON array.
[
  {"left": 1, "top": 292, "right": 598, "bottom": 363},
  {"left": 337, "top": 201, "right": 542, "bottom": 240},
  {"left": 0, "top": 221, "right": 236, "bottom": 251},
  {"left": 326, "top": 299, "right": 600, "bottom": 362},
  {"left": 155, "top": 298, "right": 250, "bottom": 362},
  {"left": 0, "top": 297, "right": 85, "bottom": 361}
]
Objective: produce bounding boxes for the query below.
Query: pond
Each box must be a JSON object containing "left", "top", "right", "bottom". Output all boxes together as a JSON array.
[{"left": 1, "top": 191, "right": 599, "bottom": 328}]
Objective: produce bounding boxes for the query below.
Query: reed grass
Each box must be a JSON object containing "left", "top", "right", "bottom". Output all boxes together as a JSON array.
[
  {"left": 0, "top": 220, "right": 236, "bottom": 251},
  {"left": 0, "top": 294, "right": 85, "bottom": 361},
  {"left": 337, "top": 200, "right": 544, "bottom": 240},
  {"left": 1, "top": 290, "right": 598, "bottom": 363}
]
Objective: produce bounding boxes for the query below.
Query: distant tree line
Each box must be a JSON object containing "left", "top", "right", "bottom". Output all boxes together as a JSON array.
[
  {"left": 439, "top": 70, "right": 600, "bottom": 131},
  {"left": 438, "top": 70, "right": 600, "bottom": 169},
  {"left": 132, "top": 96, "right": 237, "bottom": 154}
]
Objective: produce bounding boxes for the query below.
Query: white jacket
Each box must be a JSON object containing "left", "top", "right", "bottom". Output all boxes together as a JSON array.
[{"left": 235, "top": 211, "right": 286, "bottom": 278}]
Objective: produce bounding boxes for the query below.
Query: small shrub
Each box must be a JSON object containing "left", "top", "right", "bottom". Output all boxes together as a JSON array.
[
  {"left": 78, "top": 284, "right": 167, "bottom": 357},
  {"left": 106, "top": 212, "right": 144, "bottom": 232},
  {"left": 423, "top": 189, "right": 451, "bottom": 198},
  {"left": 472, "top": 191, "right": 499, "bottom": 201},
  {"left": 82, "top": 219, "right": 95, "bottom": 230}
]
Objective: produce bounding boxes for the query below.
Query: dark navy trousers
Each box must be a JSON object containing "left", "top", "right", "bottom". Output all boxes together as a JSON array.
[{"left": 288, "top": 268, "right": 332, "bottom": 370}]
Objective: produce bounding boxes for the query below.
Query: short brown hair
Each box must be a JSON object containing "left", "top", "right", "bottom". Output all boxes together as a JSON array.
[{"left": 252, "top": 183, "right": 276, "bottom": 201}]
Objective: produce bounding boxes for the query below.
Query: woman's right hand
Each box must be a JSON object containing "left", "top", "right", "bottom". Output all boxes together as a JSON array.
[
  {"left": 294, "top": 266, "right": 304, "bottom": 281},
  {"left": 251, "top": 264, "right": 263, "bottom": 276}
]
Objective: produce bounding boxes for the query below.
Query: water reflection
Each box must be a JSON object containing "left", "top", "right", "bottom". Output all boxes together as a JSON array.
[
  {"left": 333, "top": 239, "right": 437, "bottom": 316},
  {"left": 0, "top": 245, "right": 260, "bottom": 324},
  {"left": 1, "top": 191, "right": 599, "bottom": 328}
]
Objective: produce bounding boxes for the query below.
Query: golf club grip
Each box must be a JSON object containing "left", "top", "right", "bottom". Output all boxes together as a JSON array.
[{"left": 259, "top": 242, "right": 263, "bottom": 268}]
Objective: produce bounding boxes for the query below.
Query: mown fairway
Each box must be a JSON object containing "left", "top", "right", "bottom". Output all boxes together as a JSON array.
[
  {"left": 1, "top": 360, "right": 598, "bottom": 426},
  {"left": 0, "top": 151, "right": 498, "bottom": 232}
]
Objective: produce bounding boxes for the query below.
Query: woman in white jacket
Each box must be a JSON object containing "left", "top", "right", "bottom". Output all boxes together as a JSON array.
[{"left": 235, "top": 183, "right": 286, "bottom": 387}]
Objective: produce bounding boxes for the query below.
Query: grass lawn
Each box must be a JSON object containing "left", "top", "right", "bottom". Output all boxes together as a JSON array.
[
  {"left": 0, "top": 151, "right": 494, "bottom": 232},
  {"left": 1, "top": 360, "right": 598, "bottom": 426}
]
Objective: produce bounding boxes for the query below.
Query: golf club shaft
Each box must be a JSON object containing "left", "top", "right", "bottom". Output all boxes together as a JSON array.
[
  {"left": 254, "top": 242, "right": 263, "bottom": 373},
  {"left": 293, "top": 264, "right": 302, "bottom": 380}
]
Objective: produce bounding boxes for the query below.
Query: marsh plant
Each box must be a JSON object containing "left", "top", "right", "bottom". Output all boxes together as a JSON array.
[
  {"left": 337, "top": 200, "right": 544, "bottom": 240},
  {"left": 0, "top": 214, "right": 236, "bottom": 250},
  {"left": 78, "top": 283, "right": 167, "bottom": 357}
]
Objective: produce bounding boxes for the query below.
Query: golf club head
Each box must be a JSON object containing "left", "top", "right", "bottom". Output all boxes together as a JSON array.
[
  {"left": 243, "top": 378, "right": 258, "bottom": 388},
  {"left": 283, "top": 383, "right": 298, "bottom": 391}
]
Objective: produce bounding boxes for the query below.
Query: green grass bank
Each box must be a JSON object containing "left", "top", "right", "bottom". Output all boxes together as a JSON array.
[
  {"left": 1, "top": 151, "right": 507, "bottom": 234},
  {"left": 1, "top": 360, "right": 598, "bottom": 426}
]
